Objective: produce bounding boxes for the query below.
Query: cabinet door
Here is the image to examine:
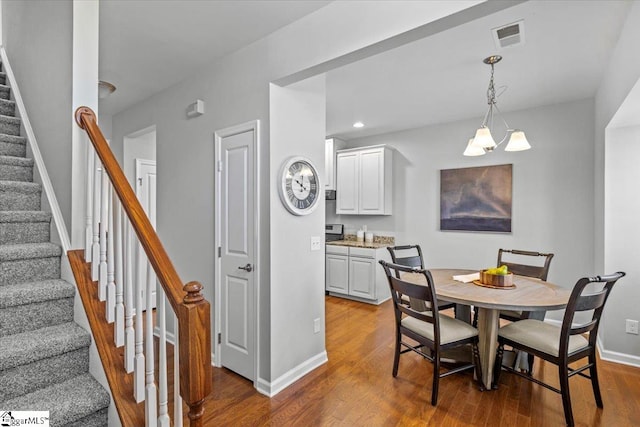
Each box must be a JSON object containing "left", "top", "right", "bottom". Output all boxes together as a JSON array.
[
  {"left": 326, "top": 254, "right": 349, "bottom": 293},
  {"left": 349, "top": 256, "right": 376, "bottom": 299},
  {"left": 336, "top": 151, "right": 359, "bottom": 214},
  {"left": 359, "top": 148, "right": 385, "bottom": 214}
]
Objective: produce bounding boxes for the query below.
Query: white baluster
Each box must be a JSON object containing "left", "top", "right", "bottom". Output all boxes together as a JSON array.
[
  {"left": 98, "top": 167, "right": 108, "bottom": 301},
  {"left": 145, "top": 261, "right": 158, "bottom": 426},
  {"left": 85, "top": 143, "right": 94, "bottom": 262},
  {"left": 134, "top": 241, "right": 146, "bottom": 403},
  {"left": 124, "top": 221, "right": 135, "bottom": 372},
  {"left": 106, "top": 184, "right": 115, "bottom": 322},
  {"left": 91, "top": 154, "right": 101, "bottom": 280},
  {"left": 174, "top": 311, "right": 183, "bottom": 427},
  {"left": 157, "top": 289, "right": 170, "bottom": 427},
  {"left": 114, "top": 200, "right": 125, "bottom": 345}
]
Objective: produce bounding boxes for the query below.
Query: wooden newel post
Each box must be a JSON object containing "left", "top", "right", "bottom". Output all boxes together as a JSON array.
[{"left": 179, "top": 281, "right": 212, "bottom": 427}]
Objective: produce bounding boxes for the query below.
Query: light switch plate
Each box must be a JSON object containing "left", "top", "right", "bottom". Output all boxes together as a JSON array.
[{"left": 311, "top": 236, "right": 321, "bottom": 251}]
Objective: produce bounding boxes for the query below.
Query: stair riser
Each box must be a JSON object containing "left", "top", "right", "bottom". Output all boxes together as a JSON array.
[
  {"left": 0, "top": 189, "right": 41, "bottom": 210},
  {"left": 0, "top": 141, "right": 26, "bottom": 157},
  {"left": 0, "top": 100, "right": 15, "bottom": 116},
  {"left": 0, "top": 347, "right": 89, "bottom": 402},
  {"left": 0, "top": 86, "right": 10, "bottom": 100},
  {"left": 0, "top": 75, "right": 6, "bottom": 85},
  {"left": 0, "top": 297, "right": 73, "bottom": 337},
  {"left": 0, "top": 163, "right": 33, "bottom": 182},
  {"left": 0, "top": 118, "right": 20, "bottom": 136},
  {"left": 0, "top": 220, "right": 50, "bottom": 244},
  {"left": 0, "top": 256, "right": 60, "bottom": 285}
]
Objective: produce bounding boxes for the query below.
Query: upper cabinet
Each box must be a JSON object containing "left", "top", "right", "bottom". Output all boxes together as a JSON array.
[
  {"left": 325, "top": 138, "right": 345, "bottom": 191},
  {"left": 336, "top": 145, "right": 393, "bottom": 215}
]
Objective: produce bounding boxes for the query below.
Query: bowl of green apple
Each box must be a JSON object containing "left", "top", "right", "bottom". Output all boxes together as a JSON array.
[{"left": 479, "top": 265, "right": 514, "bottom": 288}]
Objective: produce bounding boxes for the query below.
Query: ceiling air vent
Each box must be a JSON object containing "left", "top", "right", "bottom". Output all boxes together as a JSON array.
[{"left": 492, "top": 20, "right": 525, "bottom": 49}]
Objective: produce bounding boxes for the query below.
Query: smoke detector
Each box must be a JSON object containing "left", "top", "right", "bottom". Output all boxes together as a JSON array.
[{"left": 492, "top": 20, "right": 525, "bottom": 49}]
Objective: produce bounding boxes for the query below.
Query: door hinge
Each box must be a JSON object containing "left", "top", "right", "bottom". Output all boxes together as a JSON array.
[
  {"left": 217, "top": 332, "right": 221, "bottom": 344},
  {"left": 218, "top": 246, "right": 221, "bottom": 258},
  {"left": 217, "top": 160, "right": 223, "bottom": 172}
]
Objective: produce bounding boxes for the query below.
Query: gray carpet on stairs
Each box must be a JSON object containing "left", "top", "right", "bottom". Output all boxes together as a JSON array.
[{"left": 0, "top": 61, "right": 109, "bottom": 426}]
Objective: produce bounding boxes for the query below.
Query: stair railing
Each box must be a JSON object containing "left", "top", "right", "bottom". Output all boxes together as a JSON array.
[{"left": 74, "top": 106, "right": 211, "bottom": 427}]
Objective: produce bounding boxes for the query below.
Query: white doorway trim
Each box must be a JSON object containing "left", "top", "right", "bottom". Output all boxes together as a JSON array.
[{"left": 213, "top": 120, "right": 261, "bottom": 386}]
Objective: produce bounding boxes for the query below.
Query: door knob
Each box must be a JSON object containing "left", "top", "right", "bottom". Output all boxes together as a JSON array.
[{"left": 238, "top": 263, "right": 253, "bottom": 272}]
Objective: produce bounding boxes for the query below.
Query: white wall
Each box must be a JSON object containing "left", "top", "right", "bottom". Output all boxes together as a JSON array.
[
  {"left": 595, "top": 1, "right": 640, "bottom": 363},
  {"left": 2, "top": 0, "right": 73, "bottom": 233},
  {"left": 604, "top": 125, "right": 640, "bottom": 363},
  {"left": 269, "top": 75, "right": 327, "bottom": 388},
  {"left": 328, "top": 99, "right": 596, "bottom": 323}
]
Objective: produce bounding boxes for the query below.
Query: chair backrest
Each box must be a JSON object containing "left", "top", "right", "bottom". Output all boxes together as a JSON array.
[
  {"left": 379, "top": 260, "right": 441, "bottom": 343},
  {"left": 387, "top": 245, "right": 424, "bottom": 269},
  {"left": 497, "top": 249, "right": 554, "bottom": 281},
  {"left": 560, "top": 272, "right": 625, "bottom": 353}
]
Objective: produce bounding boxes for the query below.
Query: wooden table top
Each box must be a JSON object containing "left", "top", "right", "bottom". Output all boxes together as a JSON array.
[{"left": 401, "top": 268, "right": 571, "bottom": 312}]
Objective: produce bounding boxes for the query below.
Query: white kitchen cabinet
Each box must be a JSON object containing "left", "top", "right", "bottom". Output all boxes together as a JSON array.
[
  {"left": 336, "top": 145, "right": 393, "bottom": 215},
  {"left": 325, "top": 138, "right": 345, "bottom": 191},
  {"left": 325, "top": 247, "right": 349, "bottom": 294},
  {"left": 325, "top": 245, "right": 390, "bottom": 304}
]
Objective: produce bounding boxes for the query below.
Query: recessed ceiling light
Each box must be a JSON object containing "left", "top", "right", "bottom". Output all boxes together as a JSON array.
[{"left": 353, "top": 121, "right": 364, "bottom": 128}]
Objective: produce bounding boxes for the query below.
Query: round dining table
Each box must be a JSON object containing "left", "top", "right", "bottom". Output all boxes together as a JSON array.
[{"left": 400, "top": 268, "right": 571, "bottom": 389}]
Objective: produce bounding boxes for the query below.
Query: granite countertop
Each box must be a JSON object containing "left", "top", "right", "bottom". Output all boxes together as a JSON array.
[
  {"left": 326, "top": 240, "right": 390, "bottom": 249},
  {"left": 327, "top": 234, "right": 394, "bottom": 249}
]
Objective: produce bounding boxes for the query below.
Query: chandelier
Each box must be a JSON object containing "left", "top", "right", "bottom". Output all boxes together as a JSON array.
[{"left": 463, "top": 55, "right": 530, "bottom": 156}]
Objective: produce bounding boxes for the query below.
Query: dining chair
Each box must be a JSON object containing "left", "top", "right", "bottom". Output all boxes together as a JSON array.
[
  {"left": 472, "top": 249, "right": 554, "bottom": 372},
  {"left": 379, "top": 260, "right": 483, "bottom": 406},
  {"left": 387, "top": 245, "right": 456, "bottom": 312},
  {"left": 493, "top": 272, "right": 625, "bottom": 426}
]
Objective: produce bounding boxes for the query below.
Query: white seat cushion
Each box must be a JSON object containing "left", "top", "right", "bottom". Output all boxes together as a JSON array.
[
  {"left": 498, "top": 319, "right": 589, "bottom": 357},
  {"left": 402, "top": 314, "right": 478, "bottom": 345}
]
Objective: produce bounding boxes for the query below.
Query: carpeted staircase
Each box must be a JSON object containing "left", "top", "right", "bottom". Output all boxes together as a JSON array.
[{"left": 0, "top": 66, "right": 110, "bottom": 425}]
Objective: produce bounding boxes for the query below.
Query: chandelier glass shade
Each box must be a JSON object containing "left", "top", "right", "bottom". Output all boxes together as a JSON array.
[{"left": 464, "top": 55, "right": 530, "bottom": 156}]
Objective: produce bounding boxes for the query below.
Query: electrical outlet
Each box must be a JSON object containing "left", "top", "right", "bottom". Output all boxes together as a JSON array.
[
  {"left": 310, "top": 236, "right": 321, "bottom": 251},
  {"left": 625, "top": 319, "right": 639, "bottom": 335},
  {"left": 314, "top": 318, "right": 321, "bottom": 334}
]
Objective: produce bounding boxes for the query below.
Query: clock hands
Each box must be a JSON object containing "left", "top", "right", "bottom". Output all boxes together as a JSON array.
[{"left": 294, "top": 178, "right": 308, "bottom": 192}]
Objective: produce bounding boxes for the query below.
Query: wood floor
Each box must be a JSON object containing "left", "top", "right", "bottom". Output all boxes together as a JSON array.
[{"left": 198, "top": 296, "right": 640, "bottom": 426}]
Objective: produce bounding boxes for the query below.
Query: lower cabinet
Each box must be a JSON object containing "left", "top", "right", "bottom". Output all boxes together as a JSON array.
[{"left": 325, "top": 245, "right": 390, "bottom": 304}]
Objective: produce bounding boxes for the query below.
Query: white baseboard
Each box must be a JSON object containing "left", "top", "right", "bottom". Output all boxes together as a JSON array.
[
  {"left": 544, "top": 319, "right": 640, "bottom": 368},
  {"left": 256, "top": 351, "right": 328, "bottom": 397}
]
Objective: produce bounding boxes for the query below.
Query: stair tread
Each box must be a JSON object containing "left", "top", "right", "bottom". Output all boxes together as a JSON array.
[
  {"left": 0, "top": 322, "right": 90, "bottom": 370},
  {"left": 2, "top": 373, "right": 110, "bottom": 425},
  {"left": 0, "top": 114, "right": 20, "bottom": 124},
  {"left": 0, "top": 180, "right": 41, "bottom": 193},
  {"left": 0, "top": 279, "right": 74, "bottom": 309},
  {"left": 0, "top": 242, "right": 61, "bottom": 261},
  {"left": 0, "top": 133, "right": 25, "bottom": 145},
  {"left": 0, "top": 155, "right": 32, "bottom": 166},
  {"left": 0, "top": 210, "right": 51, "bottom": 222}
]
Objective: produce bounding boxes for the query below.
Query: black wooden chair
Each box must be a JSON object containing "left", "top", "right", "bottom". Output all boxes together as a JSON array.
[
  {"left": 379, "top": 260, "right": 483, "bottom": 406},
  {"left": 493, "top": 272, "right": 625, "bottom": 426},
  {"left": 472, "top": 249, "right": 554, "bottom": 373},
  {"left": 387, "top": 245, "right": 456, "bottom": 311}
]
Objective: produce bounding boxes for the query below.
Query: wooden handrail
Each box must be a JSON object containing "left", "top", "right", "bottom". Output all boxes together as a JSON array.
[{"left": 74, "top": 107, "right": 211, "bottom": 426}]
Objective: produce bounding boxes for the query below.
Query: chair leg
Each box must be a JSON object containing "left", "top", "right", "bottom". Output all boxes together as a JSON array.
[
  {"left": 392, "top": 331, "right": 401, "bottom": 377},
  {"left": 431, "top": 353, "right": 440, "bottom": 406},
  {"left": 589, "top": 352, "right": 603, "bottom": 408},
  {"left": 527, "top": 353, "right": 535, "bottom": 376},
  {"left": 472, "top": 306, "right": 479, "bottom": 328},
  {"left": 493, "top": 344, "right": 505, "bottom": 389},
  {"left": 472, "top": 340, "right": 484, "bottom": 391},
  {"left": 559, "top": 363, "right": 574, "bottom": 426}
]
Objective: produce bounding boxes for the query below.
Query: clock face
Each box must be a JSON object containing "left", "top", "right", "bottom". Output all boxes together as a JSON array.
[{"left": 279, "top": 157, "right": 321, "bottom": 215}]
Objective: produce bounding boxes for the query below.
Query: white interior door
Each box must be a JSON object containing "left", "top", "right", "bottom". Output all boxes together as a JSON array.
[
  {"left": 135, "top": 159, "right": 157, "bottom": 310},
  {"left": 216, "top": 123, "right": 257, "bottom": 381}
]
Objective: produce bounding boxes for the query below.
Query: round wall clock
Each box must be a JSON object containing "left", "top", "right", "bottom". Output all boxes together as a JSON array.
[{"left": 278, "top": 156, "right": 321, "bottom": 216}]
